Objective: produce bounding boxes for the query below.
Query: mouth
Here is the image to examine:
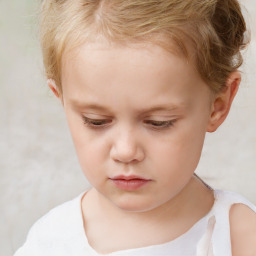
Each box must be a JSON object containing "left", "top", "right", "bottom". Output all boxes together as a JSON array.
[{"left": 110, "top": 175, "right": 152, "bottom": 191}]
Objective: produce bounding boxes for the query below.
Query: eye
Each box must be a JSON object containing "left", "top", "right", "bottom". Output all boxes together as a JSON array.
[
  {"left": 144, "top": 120, "right": 176, "bottom": 129},
  {"left": 82, "top": 116, "right": 111, "bottom": 128}
]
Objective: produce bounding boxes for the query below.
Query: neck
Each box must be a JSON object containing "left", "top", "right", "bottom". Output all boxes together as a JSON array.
[
  {"left": 81, "top": 175, "right": 214, "bottom": 254},
  {"left": 84, "top": 175, "right": 213, "bottom": 226}
]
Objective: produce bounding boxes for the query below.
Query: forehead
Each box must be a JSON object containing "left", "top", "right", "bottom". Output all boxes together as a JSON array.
[
  {"left": 62, "top": 38, "right": 191, "bottom": 82},
  {"left": 60, "top": 40, "right": 211, "bottom": 111},
  {"left": 63, "top": 42, "right": 183, "bottom": 89},
  {"left": 62, "top": 35, "right": 189, "bottom": 71}
]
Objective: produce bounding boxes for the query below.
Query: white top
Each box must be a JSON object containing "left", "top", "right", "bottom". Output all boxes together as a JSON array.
[{"left": 14, "top": 190, "right": 256, "bottom": 256}]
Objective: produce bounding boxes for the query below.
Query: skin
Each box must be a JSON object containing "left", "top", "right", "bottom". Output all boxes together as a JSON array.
[
  {"left": 230, "top": 204, "right": 256, "bottom": 256},
  {"left": 48, "top": 41, "right": 255, "bottom": 254}
]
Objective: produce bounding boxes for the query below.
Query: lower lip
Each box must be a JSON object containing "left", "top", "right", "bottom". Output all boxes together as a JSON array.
[{"left": 111, "top": 179, "right": 150, "bottom": 191}]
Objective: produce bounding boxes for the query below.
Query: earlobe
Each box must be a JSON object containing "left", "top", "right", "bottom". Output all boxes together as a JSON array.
[
  {"left": 207, "top": 71, "right": 241, "bottom": 133},
  {"left": 47, "top": 79, "right": 60, "bottom": 98}
]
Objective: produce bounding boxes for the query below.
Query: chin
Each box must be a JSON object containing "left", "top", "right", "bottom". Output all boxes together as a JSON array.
[
  {"left": 116, "top": 204, "right": 154, "bottom": 213},
  {"left": 111, "top": 195, "right": 160, "bottom": 213}
]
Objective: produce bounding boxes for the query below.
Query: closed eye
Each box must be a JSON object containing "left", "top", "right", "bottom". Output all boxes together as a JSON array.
[
  {"left": 83, "top": 117, "right": 111, "bottom": 128},
  {"left": 144, "top": 120, "right": 176, "bottom": 129},
  {"left": 82, "top": 116, "right": 176, "bottom": 130}
]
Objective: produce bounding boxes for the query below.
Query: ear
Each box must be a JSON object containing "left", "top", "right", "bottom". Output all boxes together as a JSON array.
[
  {"left": 47, "top": 79, "right": 60, "bottom": 98},
  {"left": 207, "top": 71, "right": 241, "bottom": 132}
]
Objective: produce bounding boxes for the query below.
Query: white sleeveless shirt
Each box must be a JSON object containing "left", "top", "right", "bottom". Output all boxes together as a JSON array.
[{"left": 14, "top": 189, "right": 256, "bottom": 256}]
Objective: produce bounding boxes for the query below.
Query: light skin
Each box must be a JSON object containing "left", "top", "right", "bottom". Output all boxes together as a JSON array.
[{"left": 48, "top": 40, "right": 256, "bottom": 254}]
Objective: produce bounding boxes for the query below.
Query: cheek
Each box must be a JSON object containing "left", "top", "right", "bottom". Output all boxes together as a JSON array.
[
  {"left": 65, "top": 112, "right": 105, "bottom": 173},
  {"left": 153, "top": 124, "right": 206, "bottom": 172},
  {"left": 73, "top": 135, "right": 106, "bottom": 173},
  {"left": 73, "top": 137, "right": 107, "bottom": 185}
]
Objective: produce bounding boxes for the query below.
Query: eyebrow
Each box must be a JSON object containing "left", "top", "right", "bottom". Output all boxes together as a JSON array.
[
  {"left": 70, "top": 101, "right": 110, "bottom": 111},
  {"left": 69, "top": 100, "right": 184, "bottom": 114}
]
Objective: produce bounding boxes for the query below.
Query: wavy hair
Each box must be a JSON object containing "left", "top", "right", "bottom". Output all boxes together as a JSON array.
[{"left": 40, "top": 0, "right": 249, "bottom": 94}]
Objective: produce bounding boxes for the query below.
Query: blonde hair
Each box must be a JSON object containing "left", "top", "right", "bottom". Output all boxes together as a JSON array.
[{"left": 40, "top": 0, "right": 248, "bottom": 94}]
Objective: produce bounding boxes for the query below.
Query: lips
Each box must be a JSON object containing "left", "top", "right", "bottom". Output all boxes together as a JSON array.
[{"left": 110, "top": 175, "right": 151, "bottom": 191}]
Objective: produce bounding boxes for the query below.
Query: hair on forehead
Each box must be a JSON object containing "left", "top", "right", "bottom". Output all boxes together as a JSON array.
[{"left": 40, "top": 0, "right": 249, "bottom": 95}]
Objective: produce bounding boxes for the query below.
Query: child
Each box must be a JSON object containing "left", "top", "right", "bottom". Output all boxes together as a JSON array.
[{"left": 14, "top": 0, "right": 256, "bottom": 255}]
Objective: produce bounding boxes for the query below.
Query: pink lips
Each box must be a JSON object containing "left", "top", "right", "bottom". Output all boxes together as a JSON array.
[{"left": 110, "top": 175, "right": 151, "bottom": 191}]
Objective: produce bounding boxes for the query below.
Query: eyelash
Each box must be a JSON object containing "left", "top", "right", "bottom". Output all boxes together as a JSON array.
[
  {"left": 82, "top": 117, "right": 176, "bottom": 130},
  {"left": 83, "top": 117, "right": 110, "bottom": 127},
  {"left": 144, "top": 120, "right": 175, "bottom": 129}
]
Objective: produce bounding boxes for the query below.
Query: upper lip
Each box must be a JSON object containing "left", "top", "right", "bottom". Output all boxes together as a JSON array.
[{"left": 110, "top": 175, "right": 151, "bottom": 181}]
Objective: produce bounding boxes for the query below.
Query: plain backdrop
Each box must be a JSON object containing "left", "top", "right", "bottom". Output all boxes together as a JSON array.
[{"left": 1, "top": 1, "right": 256, "bottom": 255}]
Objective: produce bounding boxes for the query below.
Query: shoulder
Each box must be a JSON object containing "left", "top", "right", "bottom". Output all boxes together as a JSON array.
[
  {"left": 229, "top": 202, "right": 256, "bottom": 256},
  {"left": 211, "top": 190, "right": 256, "bottom": 255},
  {"left": 30, "top": 193, "right": 83, "bottom": 233},
  {"left": 14, "top": 193, "right": 85, "bottom": 256}
]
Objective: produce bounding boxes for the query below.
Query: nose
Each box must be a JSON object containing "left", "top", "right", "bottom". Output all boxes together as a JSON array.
[{"left": 110, "top": 129, "right": 145, "bottom": 164}]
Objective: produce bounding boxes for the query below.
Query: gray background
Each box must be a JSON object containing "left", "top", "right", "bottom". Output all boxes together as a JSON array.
[{"left": 1, "top": 1, "right": 255, "bottom": 255}]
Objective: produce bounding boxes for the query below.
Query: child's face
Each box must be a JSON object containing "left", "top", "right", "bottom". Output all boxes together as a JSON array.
[{"left": 61, "top": 41, "right": 214, "bottom": 212}]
